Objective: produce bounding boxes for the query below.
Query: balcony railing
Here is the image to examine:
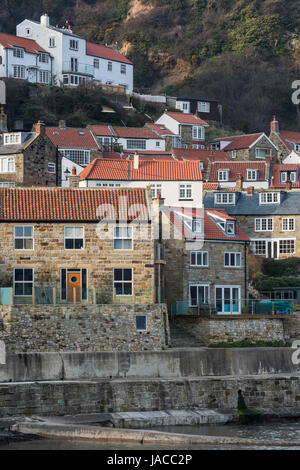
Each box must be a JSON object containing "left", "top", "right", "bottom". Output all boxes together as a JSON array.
[
  {"left": 62, "top": 61, "right": 94, "bottom": 76},
  {"left": 0, "top": 287, "right": 154, "bottom": 305},
  {"left": 171, "top": 299, "right": 293, "bottom": 317}
]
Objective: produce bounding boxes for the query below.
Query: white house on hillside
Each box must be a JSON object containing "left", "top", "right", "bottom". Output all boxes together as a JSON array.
[{"left": 14, "top": 14, "right": 133, "bottom": 92}]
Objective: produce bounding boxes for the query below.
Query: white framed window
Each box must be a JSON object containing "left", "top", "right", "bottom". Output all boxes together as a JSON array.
[
  {"left": 190, "top": 251, "right": 208, "bottom": 266},
  {"left": 0, "top": 156, "right": 15, "bottom": 172},
  {"left": 282, "top": 218, "right": 295, "bottom": 231},
  {"left": 14, "top": 268, "right": 33, "bottom": 296},
  {"left": 25, "top": 28, "right": 31, "bottom": 36},
  {"left": 39, "top": 53, "right": 49, "bottom": 63},
  {"left": 197, "top": 101, "right": 210, "bottom": 113},
  {"left": 151, "top": 184, "right": 162, "bottom": 198},
  {"left": 39, "top": 70, "right": 50, "bottom": 84},
  {"left": 14, "top": 226, "right": 34, "bottom": 250},
  {"left": 255, "top": 148, "right": 267, "bottom": 159},
  {"left": 108, "top": 61, "right": 112, "bottom": 71},
  {"left": 94, "top": 58, "right": 99, "bottom": 69},
  {"left": 61, "top": 149, "right": 90, "bottom": 166},
  {"left": 120, "top": 64, "right": 126, "bottom": 74},
  {"left": 113, "top": 226, "right": 133, "bottom": 250},
  {"left": 64, "top": 226, "right": 84, "bottom": 250},
  {"left": 13, "top": 65, "right": 25, "bottom": 79},
  {"left": 280, "top": 172, "right": 287, "bottom": 183},
  {"left": 226, "top": 221, "right": 236, "bottom": 235},
  {"left": 247, "top": 169, "right": 258, "bottom": 181},
  {"left": 279, "top": 239, "right": 295, "bottom": 254},
  {"left": 224, "top": 252, "right": 241, "bottom": 267},
  {"left": 48, "top": 162, "right": 56, "bottom": 174},
  {"left": 255, "top": 218, "right": 273, "bottom": 232},
  {"left": 70, "top": 39, "right": 79, "bottom": 50},
  {"left": 189, "top": 283, "right": 210, "bottom": 306},
  {"left": 252, "top": 240, "right": 266, "bottom": 256},
  {"left": 192, "top": 218, "right": 202, "bottom": 233},
  {"left": 215, "top": 285, "right": 241, "bottom": 314},
  {"left": 126, "top": 139, "right": 146, "bottom": 150},
  {"left": 113, "top": 268, "right": 132, "bottom": 295},
  {"left": 231, "top": 150, "right": 237, "bottom": 159},
  {"left": 218, "top": 169, "right": 229, "bottom": 181},
  {"left": 13, "top": 47, "right": 24, "bottom": 58},
  {"left": 192, "top": 126, "right": 204, "bottom": 140},
  {"left": 259, "top": 192, "right": 280, "bottom": 204},
  {"left": 214, "top": 193, "right": 236, "bottom": 205},
  {"left": 49, "top": 37, "right": 56, "bottom": 47},
  {"left": 290, "top": 171, "right": 297, "bottom": 182},
  {"left": 179, "top": 184, "right": 192, "bottom": 200}
]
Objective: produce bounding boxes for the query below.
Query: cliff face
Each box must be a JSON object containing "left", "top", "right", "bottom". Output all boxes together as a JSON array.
[{"left": 2, "top": 0, "right": 300, "bottom": 132}]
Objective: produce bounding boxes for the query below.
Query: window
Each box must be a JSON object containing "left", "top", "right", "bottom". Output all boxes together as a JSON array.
[
  {"left": 218, "top": 170, "right": 229, "bottom": 181},
  {"left": 70, "top": 39, "right": 79, "bottom": 50},
  {"left": 136, "top": 315, "right": 147, "bottom": 331},
  {"left": 231, "top": 150, "right": 237, "bottom": 159},
  {"left": 113, "top": 226, "right": 132, "bottom": 250},
  {"left": 120, "top": 64, "right": 126, "bottom": 74},
  {"left": 14, "top": 268, "right": 33, "bottom": 296},
  {"left": 192, "top": 126, "right": 204, "bottom": 140},
  {"left": 113, "top": 268, "right": 132, "bottom": 295},
  {"left": 280, "top": 172, "right": 287, "bottom": 183},
  {"left": 279, "top": 239, "right": 295, "bottom": 254},
  {"left": 192, "top": 218, "right": 202, "bottom": 233},
  {"left": 13, "top": 47, "right": 24, "bottom": 58},
  {"left": 13, "top": 65, "right": 25, "bottom": 79},
  {"left": 151, "top": 184, "right": 162, "bottom": 198},
  {"left": 63, "top": 75, "right": 69, "bottom": 85},
  {"left": 39, "top": 70, "right": 50, "bottom": 83},
  {"left": 94, "top": 58, "right": 99, "bottom": 69},
  {"left": 255, "top": 218, "right": 273, "bottom": 231},
  {"left": 39, "top": 53, "right": 49, "bottom": 63},
  {"left": 48, "top": 162, "right": 56, "bottom": 174},
  {"left": 282, "top": 218, "right": 295, "bottom": 231},
  {"left": 252, "top": 240, "right": 266, "bottom": 256},
  {"left": 291, "top": 172, "right": 297, "bottom": 182},
  {"left": 61, "top": 149, "right": 90, "bottom": 166},
  {"left": 14, "top": 226, "right": 34, "bottom": 250},
  {"left": 247, "top": 169, "right": 258, "bottom": 181},
  {"left": 255, "top": 148, "right": 267, "bottom": 159},
  {"left": 215, "top": 286, "right": 240, "bottom": 314},
  {"left": 214, "top": 193, "right": 236, "bottom": 205},
  {"left": 0, "top": 156, "right": 15, "bottom": 172},
  {"left": 197, "top": 101, "right": 210, "bottom": 113},
  {"left": 25, "top": 28, "right": 31, "bottom": 36},
  {"left": 259, "top": 192, "right": 280, "bottom": 204},
  {"left": 226, "top": 221, "right": 236, "bottom": 235},
  {"left": 189, "top": 283, "right": 210, "bottom": 306},
  {"left": 108, "top": 61, "right": 112, "bottom": 71},
  {"left": 179, "top": 184, "right": 192, "bottom": 199},
  {"left": 126, "top": 139, "right": 146, "bottom": 150},
  {"left": 224, "top": 252, "right": 241, "bottom": 267},
  {"left": 49, "top": 37, "right": 56, "bottom": 47},
  {"left": 190, "top": 251, "right": 208, "bottom": 266},
  {"left": 156, "top": 141, "right": 160, "bottom": 147},
  {"left": 64, "top": 226, "right": 84, "bottom": 249}
]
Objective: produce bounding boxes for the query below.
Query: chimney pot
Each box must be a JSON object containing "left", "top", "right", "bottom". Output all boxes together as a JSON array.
[
  {"left": 72, "top": 166, "right": 76, "bottom": 176},
  {"left": 270, "top": 115, "right": 279, "bottom": 134},
  {"left": 35, "top": 120, "right": 45, "bottom": 136}
]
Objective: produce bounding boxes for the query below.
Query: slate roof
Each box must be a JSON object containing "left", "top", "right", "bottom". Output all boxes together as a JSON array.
[
  {"left": 204, "top": 191, "right": 300, "bottom": 215},
  {"left": 0, "top": 187, "right": 149, "bottom": 221},
  {"left": 0, "top": 133, "right": 37, "bottom": 155}
]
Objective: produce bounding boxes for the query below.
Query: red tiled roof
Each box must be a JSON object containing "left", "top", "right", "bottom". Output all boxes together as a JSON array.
[
  {"left": 209, "top": 161, "right": 267, "bottom": 182},
  {"left": 172, "top": 148, "right": 229, "bottom": 170},
  {"left": 278, "top": 131, "right": 300, "bottom": 150},
  {"left": 113, "top": 127, "right": 162, "bottom": 139},
  {"left": 45, "top": 127, "right": 100, "bottom": 150},
  {"left": 271, "top": 164, "right": 300, "bottom": 188},
  {"left": 162, "top": 207, "right": 248, "bottom": 241},
  {"left": 203, "top": 183, "right": 219, "bottom": 190},
  {"left": 145, "top": 123, "right": 174, "bottom": 136},
  {"left": 89, "top": 125, "right": 113, "bottom": 137},
  {"left": 0, "top": 32, "right": 48, "bottom": 54},
  {"left": 0, "top": 187, "right": 149, "bottom": 221},
  {"left": 86, "top": 42, "right": 132, "bottom": 65},
  {"left": 165, "top": 112, "right": 209, "bottom": 126},
  {"left": 79, "top": 158, "right": 202, "bottom": 181},
  {"left": 213, "top": 133, "right": 264, "bottom": 150}
]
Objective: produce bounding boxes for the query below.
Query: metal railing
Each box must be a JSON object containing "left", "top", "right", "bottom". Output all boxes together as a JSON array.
[{"left": 62, "top": 61, "right": 94, "bottom": 76}]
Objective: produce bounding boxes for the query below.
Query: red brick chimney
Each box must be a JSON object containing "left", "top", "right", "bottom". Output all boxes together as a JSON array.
[
  {"left": 36, "top": 120, "right": 45, "bottom": 136},
  {"left": 285, "top": 180, "right": 292, "bottom": 190},
  {"left": 247, "top": 186, "right": 254, "bottom": 195},
  {"left": 270, "top": 115, "right": 279, "bottom": 134},
  {"left": 72, "top": 166, "right": 76, "bottom": 176}
]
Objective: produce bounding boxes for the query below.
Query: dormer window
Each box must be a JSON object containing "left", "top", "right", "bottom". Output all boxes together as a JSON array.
[
  {"left": 192, "top": 126, "right": 204, "bottom": 140},
  {"left": 255, "top": 148, "right": 267, "bottom": 159},
  {"left": 39, "top": 53, "right": 49, "bottom": 63},
  {"left": 281, "top": 171, "right": 297, "bottom": 183},
  {"left": 218, "top": 170, "right": 229, "bottom": 181},
  {"left": 13, "top": 47, "right": 24, "bottom": 58},
  {"left": 281, "top": 172, "right": 287, "bottom": 183},
  {"left": 4, "top": 133, "right": 21, "bottom": 145},
  {"left": 247, "top": 169, "right": 258, "bottom": 181},
  {"left": 259, "top": 192, "right": 280, "bottom": 204},
  {"left": 192, "top": 218, "right": 203, "bottom": 233},
  {"left": 226, "top": 221, "right": 236, "bottom": 235},
  {"left": 214, "top": 193, "right": 236, "bottom": 205}
]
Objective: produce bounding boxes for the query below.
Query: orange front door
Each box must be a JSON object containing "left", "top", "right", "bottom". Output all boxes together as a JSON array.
[{"left": 67, "top": 271, "right": 82, "bottom": 302}]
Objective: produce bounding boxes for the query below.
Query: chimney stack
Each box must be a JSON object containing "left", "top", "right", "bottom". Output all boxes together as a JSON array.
[
  {"left": 133, "top": 151, "right": 139, "bottom": 170},
  {"left": 59, "top": 119, "right": 66, "bottom": 129},
  {"left": 68, "top": 167, "right": 80, "bottom": 188},
  {"left": 40, "top": 14, "right": 50, "bottom": 27},
  {"left": 235, "top": 172, "right": 243, "bottom": 191},
  {"left": 247, "top": 186, "right": 254, "bottom": 195},
  {"left": 270, "top": 115, "right": 279, "bottom": 134},
  {"left": 36, "top": 120, "right": 45, "bottom": 136}
]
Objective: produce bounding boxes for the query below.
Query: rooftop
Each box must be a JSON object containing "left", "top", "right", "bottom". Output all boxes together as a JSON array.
[
  {"left": 0, "top": 32, "right": 48, "bottom": 54},
  {"left": 45, "top": 127, "right": 100, "bottom": 150}
]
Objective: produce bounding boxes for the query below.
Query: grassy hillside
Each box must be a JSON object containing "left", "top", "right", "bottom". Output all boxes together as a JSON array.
[{"left": 1, "top": 0, "right": 300, "bottom": 133}]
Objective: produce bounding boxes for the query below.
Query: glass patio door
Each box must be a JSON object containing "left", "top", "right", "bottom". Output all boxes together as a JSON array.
[{"left": 215, "top": 286, "right": 241, "bottom": 314}]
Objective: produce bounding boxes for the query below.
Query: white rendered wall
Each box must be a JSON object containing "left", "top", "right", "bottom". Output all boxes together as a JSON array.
[{"left": 117, "top": 137, "right": 166, "bottom": 151}]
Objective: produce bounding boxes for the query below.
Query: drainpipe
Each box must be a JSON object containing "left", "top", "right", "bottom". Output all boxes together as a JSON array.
[
  {"left": 6, "top": 48, "right": 8, "bottom": 77},
  {"left": 244, "top": 241, "right": 249, "bottom": 311}
]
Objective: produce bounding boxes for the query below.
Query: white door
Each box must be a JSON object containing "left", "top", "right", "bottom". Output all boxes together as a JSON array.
[{"left": 215, "top": 286, "right": 241, "bottom": 314}]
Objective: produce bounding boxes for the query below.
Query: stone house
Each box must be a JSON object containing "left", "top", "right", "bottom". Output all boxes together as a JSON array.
[
  {"left": 78, "top": 156, "right": 203, "bottom": 208},
  {"left": 207, "top": 160, "right": 270, "bottom": 190},
  {"left": 0, "top": 121, "right": 61, "bottom": 187},
  {"left": 211, "top": 132, "right": 278, "bottom": 162},
  {"left": 160, "top": 203, "right": 249, "bottom": 315},
  {"left": 204, "top": 189, "right": 300, "bottom": 260},
  {"left": 155, "top": 111, "right": 209, "bottom": 149},
  {"left": 269, "top": 115, "right": 300, "bottom": 161}
]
